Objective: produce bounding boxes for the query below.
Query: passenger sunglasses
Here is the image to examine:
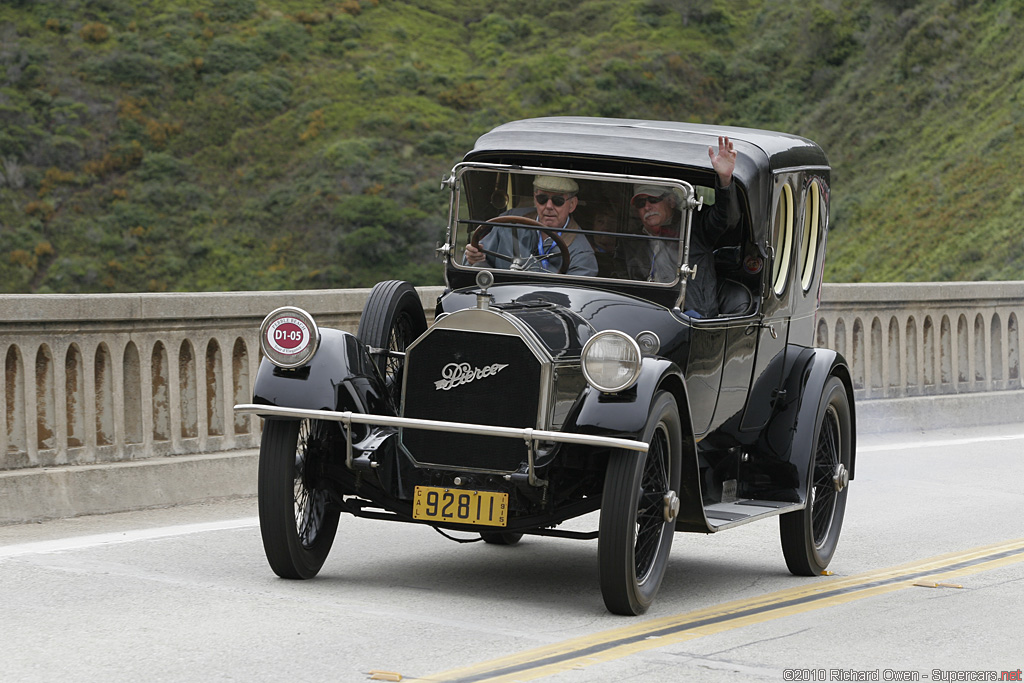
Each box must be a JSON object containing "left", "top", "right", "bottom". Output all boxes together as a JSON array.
[
  {"left": 534, "top": 193, "right": 571, "bottom": 207},
  {"left": 632, "top": 194, "right": 667, "bottom": 209}
]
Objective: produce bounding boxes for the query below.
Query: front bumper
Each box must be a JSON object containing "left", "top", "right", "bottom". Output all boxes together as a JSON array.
[{"left": 234, "top": 403, "right": 649, "bottom": 486}]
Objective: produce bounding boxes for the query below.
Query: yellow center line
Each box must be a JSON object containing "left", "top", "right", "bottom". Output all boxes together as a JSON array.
[{"left": 416, "top": 538, "right": 1024, "bottom": 683}]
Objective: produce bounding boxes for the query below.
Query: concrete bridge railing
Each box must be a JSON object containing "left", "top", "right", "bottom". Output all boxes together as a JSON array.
[
  {"left": 2, "top": 282, "right": 1022, "bottom": 474},
  {"left": 818, "top": 282, "right": 1022, "bottom": 399}
]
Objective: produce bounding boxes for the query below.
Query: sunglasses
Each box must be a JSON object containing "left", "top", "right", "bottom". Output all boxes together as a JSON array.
[
  {"left": 534, "top": 193, "right": 572, "bottom": 207},
  {"left": 632, "top": 194, "right": 667, "bottom": 209}
]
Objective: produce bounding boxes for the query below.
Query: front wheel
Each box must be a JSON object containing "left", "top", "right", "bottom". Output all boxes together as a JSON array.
[
  {"left": 780, "top": 376, "right": 852, "bottom": 575},
  {"left": 258, "top": 418, "right": 341, "bottom": 579},
  {"left": 599, "top": 391, "right": 683, "bottom": 615}
]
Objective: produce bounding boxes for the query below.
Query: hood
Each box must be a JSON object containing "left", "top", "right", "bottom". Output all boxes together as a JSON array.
[{"left": 439, "top": 283, "right": 690, "bottom": 359}]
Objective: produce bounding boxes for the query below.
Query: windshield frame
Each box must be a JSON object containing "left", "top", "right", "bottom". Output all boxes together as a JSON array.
[{"left": 445, "top": 162, "right": 699, "bottom": 294}]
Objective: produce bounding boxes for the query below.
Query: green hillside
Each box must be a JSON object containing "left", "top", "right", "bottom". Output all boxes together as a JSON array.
[{"left": 1, "top": 0, "right": 1021, "bottom": 293}]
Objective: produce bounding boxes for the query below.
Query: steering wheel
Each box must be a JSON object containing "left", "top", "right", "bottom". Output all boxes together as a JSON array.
[{"left": 470, "top": 215, "right": 572, "bottom": 275}]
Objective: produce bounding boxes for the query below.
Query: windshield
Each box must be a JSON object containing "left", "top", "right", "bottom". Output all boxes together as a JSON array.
[{"left": 449, "top": 164, "right": 702, "bottom": 285}]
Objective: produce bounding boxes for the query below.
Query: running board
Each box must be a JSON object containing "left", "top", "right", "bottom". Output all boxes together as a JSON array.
[{"left": 703, "top": 499, "right": 803, "bottom": 531}]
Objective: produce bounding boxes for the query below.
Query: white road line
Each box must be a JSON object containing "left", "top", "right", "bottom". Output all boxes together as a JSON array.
[
  {"left": 0, "top": 517, "right": 259, "bottom": 559},
  {"left": 858, "top": 433, "right": 1024, "bottom": 453},
  {"left": 5, "top": 431, "right": 1023, "bottom": 556}
]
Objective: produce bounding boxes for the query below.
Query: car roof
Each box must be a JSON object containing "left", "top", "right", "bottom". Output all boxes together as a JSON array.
[{"left": 467, "top": 117, "right": 829, "bottom": 176}]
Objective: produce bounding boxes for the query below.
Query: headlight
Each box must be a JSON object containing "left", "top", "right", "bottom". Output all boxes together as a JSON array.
[
  {"left": 581, "top": 331, "right": 641, "bottom": 393},
  {"left": 259, "top": 307, "right": 320, "bottom": 368}
]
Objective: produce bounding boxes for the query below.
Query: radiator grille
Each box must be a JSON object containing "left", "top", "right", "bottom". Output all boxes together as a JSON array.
[{"left": 402, "top": 329, "right": 542, "bottom": 471}]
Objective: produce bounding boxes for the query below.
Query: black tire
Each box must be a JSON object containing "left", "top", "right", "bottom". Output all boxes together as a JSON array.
[
  {"left": 258, "top": 418, "right": 340, "bottom": 579},
  {"left": 356, "top": 280, "right": 428, "bottom": 408},
  {"left": 599, "top": 391, "right": 683, "bottom": 615},
  {"left": 780, "top": 376, "right": 852, "bottom": 575},
  {"left": 480, "top": 532, "right": 524, "bottom": 545}
]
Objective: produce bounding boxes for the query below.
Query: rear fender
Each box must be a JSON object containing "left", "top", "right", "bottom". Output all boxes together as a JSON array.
[
  {"left": 253, "top": 328, "right": 391, "bottom": 418},
  {"left": 756, "top": 347, "right": 855, "bottom": 504}
]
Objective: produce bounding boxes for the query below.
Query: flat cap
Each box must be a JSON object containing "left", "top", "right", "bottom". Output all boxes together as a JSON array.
[{"left": 533, "top": 175, "right": 578, "bottom": 194}]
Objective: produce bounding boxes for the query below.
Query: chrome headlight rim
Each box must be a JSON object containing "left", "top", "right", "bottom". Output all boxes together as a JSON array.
[
  {"left": 259, "top": 306, "right": 320, "bottom": 369},
  {"left": 581, "top": 330, "right": 642, "bottom": 393}
]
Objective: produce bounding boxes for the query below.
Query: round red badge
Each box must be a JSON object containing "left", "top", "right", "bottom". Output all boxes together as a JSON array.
[{"left": 266, "top": 317, "right": 310, "bottom": 356}]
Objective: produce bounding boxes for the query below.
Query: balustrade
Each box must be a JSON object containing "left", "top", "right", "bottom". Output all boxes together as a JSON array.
[
  {"left": 1, "top": 289, "right": 380, "bottom": 471},
  {"left": 816, "top": 282, "right": 1022, "bottom": 399},
  {"left": 3, "top": 283, "right": 1022, "bottom": 473}
]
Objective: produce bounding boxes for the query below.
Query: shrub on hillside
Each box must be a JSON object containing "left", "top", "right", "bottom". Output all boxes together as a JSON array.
[
  {"left": 255, "top": 18, "right": 312, "bottom": 61},
  {"left": 134, "top": 180, "right": 210, "bottom": 211},
  {"left": 45, "top": 18, "right": 71, "bottom": 34},
  {"left": 224, "top": 71, "right": 293, "bottom": 116},
  {"left": 415, "top": 132, "right": 457, "bottom": 157},
  {"left": 437, "top": 83, "right": 480, "bottom": 111},
  {"left": 80, "top": 22, "right": 111, "bottom": 43},
  {"left": 137, "top": 152, "right": 192, "bottom": 182},
  {"left": 322, "top": 137, "right": 379, "bottom": 172},
  {"left": 83, "top": 141, "right": 144, "bottom": 178},
  {"left": 203, "top": 36, "right": 264, "bottom": 75},
  {"left": 82, "top": 51, "right": 161, "bottom": 85},
  {"left": 15, "top": 63, "right": 46, "bottom": 90},
  {"left": 209, "top": 0, "right": 257, "bottom": 23}
]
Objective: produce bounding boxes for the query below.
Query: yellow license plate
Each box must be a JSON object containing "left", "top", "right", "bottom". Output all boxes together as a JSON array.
[{"left": 412, "top": 486, "right": 508, "bottom": 527}]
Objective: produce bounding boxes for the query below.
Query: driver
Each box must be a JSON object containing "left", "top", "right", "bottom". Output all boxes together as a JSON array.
[{"left": 464, "top": 175, "right": 598, "bottom": 276}]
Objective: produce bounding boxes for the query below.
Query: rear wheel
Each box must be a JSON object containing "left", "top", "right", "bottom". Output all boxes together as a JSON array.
[
  {"left": 357, "top": 280, "right": 428, "bottom": 408},
  {"left": 780, "top": 376, "right": 852, "bottom": 575},
  {"left": 258, "top": 418, "right": 340, "bottom": 579},
  {"left": 599, "top": 391, "right": 682, "bottom": 615}
]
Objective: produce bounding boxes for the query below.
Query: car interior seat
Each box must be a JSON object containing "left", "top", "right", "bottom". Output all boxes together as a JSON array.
[{"left": 716, "top": 278, "right": 756, "bottom": 317}]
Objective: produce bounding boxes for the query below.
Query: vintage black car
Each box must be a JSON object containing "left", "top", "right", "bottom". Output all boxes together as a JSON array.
[{"left": 236, "top": 117, "right": 855, "bottom": 615}]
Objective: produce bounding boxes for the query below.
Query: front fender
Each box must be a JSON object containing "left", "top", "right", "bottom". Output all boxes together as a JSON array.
[
  {"left": 567, "top": 358, "right": 709, "bottom": 530},
  {"left": 253, "top": 328, "right": 392, "bottom": 417},
  {"left": 567, "top": 358, "right": 688, "bottom": 440}
]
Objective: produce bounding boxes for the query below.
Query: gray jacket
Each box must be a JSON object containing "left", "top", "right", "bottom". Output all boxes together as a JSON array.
[
  {"left": 476, "top": 210, "right": 598, "bottom": 277},
  {"left": 613, "top": 181, "right": 740, "bottom": 317}
]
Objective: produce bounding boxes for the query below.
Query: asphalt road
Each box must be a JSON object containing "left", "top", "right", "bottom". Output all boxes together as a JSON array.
[{"left": 2, "top": 422, "right": 1023, "bottom": 683}]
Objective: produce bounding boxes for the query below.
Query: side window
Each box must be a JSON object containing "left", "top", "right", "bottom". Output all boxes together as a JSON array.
[
  {"left": 771, "top": 183, "right": 794, "bottom": 296},
  {"left": 799, "top": 180, "right": 821, "bottom": 292}
]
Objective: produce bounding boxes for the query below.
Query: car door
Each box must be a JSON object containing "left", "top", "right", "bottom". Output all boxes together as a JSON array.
[{"left": 741, "top": 172, "right": 799, "bottom": 432}]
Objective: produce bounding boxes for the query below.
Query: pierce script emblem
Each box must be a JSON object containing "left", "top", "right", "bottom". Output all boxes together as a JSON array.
[{"left": 435, "top": 362, "right": 509, "bottom": 391}]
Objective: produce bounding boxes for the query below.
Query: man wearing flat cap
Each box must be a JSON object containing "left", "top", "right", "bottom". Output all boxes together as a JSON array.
[
  {"left": 614, "top": 136, "right": 740, "bottom": 318},
  {"left": 465, "top": 175, "right": 598, "bottom": 276}
]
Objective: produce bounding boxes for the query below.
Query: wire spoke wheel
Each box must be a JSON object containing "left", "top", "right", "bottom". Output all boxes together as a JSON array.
[
  {"left": 293, "top": 420, "right": 331, "bottom": 549},
  {"left": 599, "top": 391, "right": 682, "bottom": 615},
  {"left": 810, "top": 405, "right": 841, "bottom": 548},
  {"left": 258, "top": 418, "right": 340, "bottom": 579},
  {"left": 382, "top": 311, "right": 416, "bottom": 398},
  {"left": 634, "top": 425, "right": 671, "bottom": 582},
  {"left": 780, "top": 376, "right": 852, "bottom": 575}
]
